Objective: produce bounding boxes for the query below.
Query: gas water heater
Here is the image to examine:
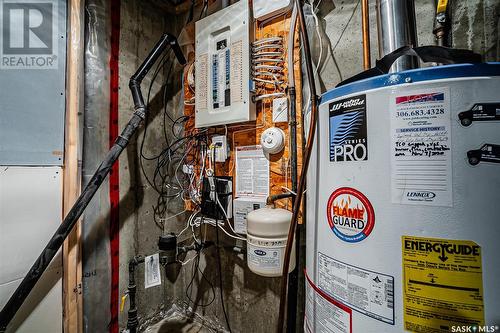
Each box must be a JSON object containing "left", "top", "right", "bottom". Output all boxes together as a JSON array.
[{"left": 305, "top": 63, "right": 500, "bottom": 333}]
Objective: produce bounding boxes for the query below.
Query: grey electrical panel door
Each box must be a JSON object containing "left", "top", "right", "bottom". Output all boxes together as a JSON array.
[{"left": 0, "top": 0, "right": 67, "bottom": 165}]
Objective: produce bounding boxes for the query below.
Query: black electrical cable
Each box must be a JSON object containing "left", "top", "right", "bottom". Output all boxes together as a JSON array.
[
  {"left": 187, "top": 0, "right": 195, "bottom": 24},
  {"left": 185, "top": 219, "right": 216, "bottom": 307},
  {"left": 0, "top": 33, "right": 186, "bottom": 332},
  {"left": 212, "top": 145, "right": 232, "bottom": 333},
  {"left": 139, "top": 50, "right": 183, "bottom": 229},
  {"left": 199, "top": 0, "right": 208, "bottom": 20},
  {"left": 140, "top": 63, "right": 207, "bottom": 227}
]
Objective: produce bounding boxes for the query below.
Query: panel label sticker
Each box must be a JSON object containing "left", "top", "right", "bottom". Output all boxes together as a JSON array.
[
  {"left": 317, "top": 252, "right": 394, "bottom": 325},
  {"left": 304, "top": 270, "right": 352, "bottom": 333},
  {"left": 235, "top": 145, "right": 269, "bottom": 197},
  {"left": 197, "top": 53, "right": 208, "bottom": 109},
  {"left": 402, "top": 236, "right": 484, "bottom": 332},
  {"left": 144, "top": 253, "right": 161, "bottom": 289},
  {"left": 230, "top": 39, "right": 243, "bottom": 103},
  {"left": 329, "top": 94, "right": 368, "bottom": 162},
  {"left": 326, "top": 187, "right": 375, "bottom": 243},
  {"left": 390, "top": 88, "right": 452, "bottom": 207}
]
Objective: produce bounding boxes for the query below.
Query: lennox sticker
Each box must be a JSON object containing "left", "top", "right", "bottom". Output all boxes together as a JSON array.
[
  {"left": 327, "top": 187, "right": 374, "bottom": 242},
  {"left": 329, "top": 94, "right": 367, "bottom": 162}
]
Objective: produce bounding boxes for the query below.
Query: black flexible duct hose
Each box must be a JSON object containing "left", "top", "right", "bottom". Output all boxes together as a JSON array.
[{"left": 0, "top": 33, "right": 185, "bottom": 332}]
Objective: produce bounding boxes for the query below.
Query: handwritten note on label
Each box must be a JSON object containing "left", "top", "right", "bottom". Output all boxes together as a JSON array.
[{"left": 390, "top": 88, "right": 452, "bottom": 207}]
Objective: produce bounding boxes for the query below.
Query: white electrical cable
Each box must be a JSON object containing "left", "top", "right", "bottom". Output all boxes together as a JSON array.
[
  {"left": 288, "top": 4, "right": 298, "bottom": 87},
  {"left": 253, "top": 64, "right": 283, "bottom": 71},
  {"left": 216, "top": 197, "right": 245, "bottom": 238},
  {"left": 191, "top": 217, "right": 246, "bottom": 242},
  {"left": 252, "top": 51, "right": 283, "bottom": 57},
  {"left": 178, "top": 210, "right": 200, "bottom": 238},
  {"left": 252, "top": 58, "right": 284, "bottom": 64},
  {"left": 253, "top": 44, "right": 283, "bottom": 52},
  {"left": 253, "top": 71, "right": 284, "bottom": 78},
  {"left": 254, "top": 92, "right": 286, "bottom": 101},
  {"left": 179, "top": 251, "right": 199, "bottom": 266},
  {"left": 252, "top": 36, "right": 283, "bottom": 45},
  {"left": 309, "top": 0, "right": 324, "bottom": 77},
  {"left": 161, "top": 209, "right": 187, "bottom": 223},
  {"left": 254, "top": 78, "right": 284, "bottom": 85}
]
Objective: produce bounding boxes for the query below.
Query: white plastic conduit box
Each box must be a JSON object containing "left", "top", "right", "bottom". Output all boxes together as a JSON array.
[
  {"left": 253, "top": 0, "right": 293, "bottom": 21},
  {"left": 195, "top": 0, "right": 255, "bottom": 128}
]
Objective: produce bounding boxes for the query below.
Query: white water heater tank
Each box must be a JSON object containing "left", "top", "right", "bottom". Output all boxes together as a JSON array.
[
  {"left": 306, "top": 63, "right": 500, "bottom": 333},
  {"left": 246, "top": 206, "right": 295, "bottom": 277}
]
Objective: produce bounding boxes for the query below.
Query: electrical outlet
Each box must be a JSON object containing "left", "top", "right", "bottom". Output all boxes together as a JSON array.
[{"left": 212, "top": 135, "right": 228, "bottom": 162}]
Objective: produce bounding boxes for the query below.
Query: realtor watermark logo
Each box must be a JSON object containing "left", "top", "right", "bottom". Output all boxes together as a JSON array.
[
  {"left": 451, "top": 325, "right": 499, "bottom": 332},
  {"left": 0, "top": 0, "right": 58, "bottom": 69}
]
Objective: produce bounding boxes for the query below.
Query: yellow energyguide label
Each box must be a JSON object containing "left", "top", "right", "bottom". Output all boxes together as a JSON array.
[{"left": 402, "top": 236, "right": 484, "bottom": 332}]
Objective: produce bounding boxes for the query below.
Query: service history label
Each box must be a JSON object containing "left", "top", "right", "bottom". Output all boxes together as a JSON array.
[
  {"left": 402, "top": 236, "right": 484, "bottom": 332},
  {"left": 329, "top": 94, "right": 368, "bottom": 162}
]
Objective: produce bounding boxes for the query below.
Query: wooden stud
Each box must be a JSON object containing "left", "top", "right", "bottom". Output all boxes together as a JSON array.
[{"left": 62, "top": 0, "right": 84, "bottom": 331}]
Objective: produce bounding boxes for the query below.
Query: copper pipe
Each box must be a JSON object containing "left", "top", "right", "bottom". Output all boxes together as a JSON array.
[
  {"left": 276, "top": 0, "right": 319, "bottom": 331},
  {"left": 362, "top": 0, "right": 371, "bottom": 69}
]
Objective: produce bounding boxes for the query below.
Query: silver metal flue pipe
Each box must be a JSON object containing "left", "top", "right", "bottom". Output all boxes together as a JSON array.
[{"left": 376, "top": 0, "right": 419, "bottom": 72}]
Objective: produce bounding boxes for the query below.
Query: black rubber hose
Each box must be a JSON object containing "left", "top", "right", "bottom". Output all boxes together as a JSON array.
[{"left": 0, "top": 33, "right": 185, "bottom": 332}]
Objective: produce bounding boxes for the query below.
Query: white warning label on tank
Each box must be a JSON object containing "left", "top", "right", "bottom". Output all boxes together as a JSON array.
[
  {"left": 304, "top": 270, "right": 352, "bottom": 333},
  {"left": 390, "top": 87, "right": 452, "bottom": 207},
  {"left": 317, "top": 252, "right": 394, "bottom": 325},
  {"left": 247, "top": 244, "right": 282, "bottom": 270}
]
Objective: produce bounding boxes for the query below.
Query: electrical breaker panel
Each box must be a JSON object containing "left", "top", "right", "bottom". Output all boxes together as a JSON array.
[{"left": 195, "top": 0, "right": 255, "bottom": 128}]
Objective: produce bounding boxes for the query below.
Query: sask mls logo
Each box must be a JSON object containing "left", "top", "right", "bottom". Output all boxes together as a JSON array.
[{"left": 0, "top": 0, "right": 58, "bottom": 69}]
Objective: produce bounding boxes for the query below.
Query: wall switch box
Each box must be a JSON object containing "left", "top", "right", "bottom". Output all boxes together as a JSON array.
[
  {"left": 253, "top": 0, "right": 293, "bottom": 21},
  {"left": 201, "top": 176, "right": 233, "bottom": 220},
  {"left": 212, "top": 135, "right": 228, "bottom": 162},
  {"left": 233, "top": 196, "right": 267, "bottom": 234},
  {"left": 272, "top": 97, "right": 288, "bottom": 123},
  {"left": 195, "top": 0, "right": 255, "bottom": 128}
]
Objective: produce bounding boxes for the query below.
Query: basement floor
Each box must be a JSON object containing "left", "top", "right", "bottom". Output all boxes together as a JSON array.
[{"left": 141, "top": 306, "right": 226, "bottom": 333}]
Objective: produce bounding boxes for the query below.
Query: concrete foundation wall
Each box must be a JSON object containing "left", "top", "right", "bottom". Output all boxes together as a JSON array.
[{"left": 81, "top": 0, "right": 499, "bottom": 332}]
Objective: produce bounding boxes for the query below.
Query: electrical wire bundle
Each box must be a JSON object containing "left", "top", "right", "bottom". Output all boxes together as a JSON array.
[
  {"left": 139, "top": 49, "right": 206, "bottom": 232},
  {"left": 251, "top": 36, "right": 287, "bottom": 101}
]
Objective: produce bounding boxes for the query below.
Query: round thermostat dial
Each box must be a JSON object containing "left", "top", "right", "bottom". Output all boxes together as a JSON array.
[{"left": 261, "top": 127, "right": 286, "bottom": 155}]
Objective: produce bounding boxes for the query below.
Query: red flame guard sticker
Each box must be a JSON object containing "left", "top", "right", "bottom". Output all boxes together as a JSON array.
[{"left": 327, "top": 187, "right": 375, "bottom": 243}]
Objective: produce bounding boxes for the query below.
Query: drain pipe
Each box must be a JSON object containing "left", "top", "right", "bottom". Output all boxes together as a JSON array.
[
  {"left": 127, "top": 256, "right": 145, "bottom": 333},
  {"left": 376, "top": 0, "right": 418, "bottom": 72}
]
